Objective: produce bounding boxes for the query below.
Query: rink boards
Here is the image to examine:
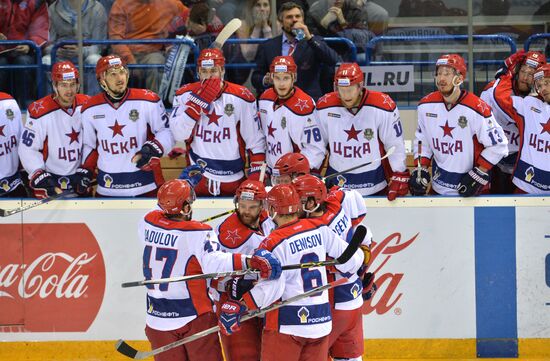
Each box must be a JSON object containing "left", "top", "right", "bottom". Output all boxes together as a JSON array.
[{"left": 0, "top": 196, "right": 549, "bottom": 360}]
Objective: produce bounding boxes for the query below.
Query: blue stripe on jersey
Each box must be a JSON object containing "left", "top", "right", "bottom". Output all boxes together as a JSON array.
[
  {"left": 97, "top": 169, "right": 155, "bottom": 189},
  {"left": 146, "top": 295, "right": 197, "bottom": 319},
  {"left": 432, "top": 160, "right": 464, "bottom": 191},
  {"left": 513, "top": 159, "right": 550, "bottom": 191},
  {"left": 278, "top": 303, "right": 331, "bottom": 326},
  {"left": 325, "top": 165, "right": 385, "bottom": 191},
  {"left": 0, "top": 172, "right": 22, "bottom": 193},
  {"left": 333, "top": 277, "right": 362, "bottom": 303},
  {"left": 189, "top": 150, "right": 244, "bottom": 176}
]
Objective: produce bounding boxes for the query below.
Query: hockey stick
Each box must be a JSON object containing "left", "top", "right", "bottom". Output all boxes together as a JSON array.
[
  {"left": 121, "top": 225, "right": 365, "bottom": 288},
  {"left": 115, "top": 277, "right": 348, "bottom": 360},
  {"left": 199, "top": 209, "right": 236, "bottom": 223},
  {"left": 416, "top": 141, "right": 422, "bottom": 183},
  {"left": 322, "top": 146, "right": 396, "bottom": 181},
  {"left": 0, "top": 190, "right": 79, "bottom": 217},
  {"left": 211, "top": 19, "right": 242, "bottom": 49}
]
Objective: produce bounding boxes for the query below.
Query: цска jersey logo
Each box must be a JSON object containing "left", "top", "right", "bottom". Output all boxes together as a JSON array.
[{"left": 0, "top": 223, "right": 106, "bottom": 332}]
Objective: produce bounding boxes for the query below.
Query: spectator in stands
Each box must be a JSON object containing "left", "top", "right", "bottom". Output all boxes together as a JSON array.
[
  {"left": 42, "top": 0, "right": 108, "bottom": 95},
  {"left": 237, "top": 0, "right": 280, "bottom": 62},
  {"left": 108, "top": 0, "right": 189, "bottom": 93},
  {"left": 252, "top": 1, "right": 340, "bottom": 99},
  {"left": 0, "top": 0, "right": 49, "bottom": 108}
]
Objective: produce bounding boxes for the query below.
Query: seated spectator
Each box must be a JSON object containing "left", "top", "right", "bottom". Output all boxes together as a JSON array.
[
  {"left": 0, "top": 0, "right": 49, "bottom": 108},
  {"left": 237, "top": 0, "right": 280, "bottom": 62},
  {"left": 108, "top": 0, "right": 189, "bottom": 93},
  {"left": 42, "top": 0, "right": 107, "bottom": 95}
]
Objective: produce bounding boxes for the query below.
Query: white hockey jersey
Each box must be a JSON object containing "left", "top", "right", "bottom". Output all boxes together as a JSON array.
[
  {"left": 0, "top": 93, "right": 23, "bottom": 193},
  {"left": 19, "top": 94, "right": 89, "bottom": 190},
  {"left": 170, "top": 81, "right": 266, "bottom": 183},
  {"left": 139, "top": 210, "right": 249, "bottom": 331},
  {"left": 80, "top": 89, "right": 174, "bottom": 196},
  {"left": 241, "top": 218, "right": 364, "bottom": 339},
  {"left": 415, "top": 91, "right": 508, "bottom": 195},
  {"left": 491, "top": 76, "right": 550, "bottom": 194},
  {"left": 258, "top": 87, "right": 325, "bottom": 171},
  {"left": 316, "top": 90, "right": 407, "bottom": 196},
  {"left": 322, "top": 187, "right": 370, "bottom": 311}
]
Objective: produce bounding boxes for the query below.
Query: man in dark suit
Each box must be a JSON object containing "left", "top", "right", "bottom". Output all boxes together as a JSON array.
[{"left": 251, "top": 2, "right": 340, "bottom": 100}]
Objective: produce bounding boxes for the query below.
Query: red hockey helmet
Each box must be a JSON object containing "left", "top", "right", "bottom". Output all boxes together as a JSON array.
[
  {"left": 270, "top": 56, "right": 297, "bottom": 74},
  {"left": 198, "top": 48, "right": 225, "bottom": 68},
  {"left": 523, "top": 51, "right": 546, "bottom": 69},
  {"left": 272, "top": 153, "right": 310, "bottom": 185},
  {"left": 266, "top": 184, "right": 301, "bottom": 215},
  {"left": 334, "top": 63, "right": 364, "bottom": 87},
  {"left": 534, "top": 63, "right": 550, "bottom": 81},
  {"left": 292, "top": 174, "right": 327, "bottom": 203},
  {"left": 95, "top": 55, "right": 126, "bottom": 80},
  {"left": 51, "top": 61, "right": 79, "bottom": 82},
  {"left": 235, "top": 179, "right": 267, "bottom": 202},
  {"left": 157, "top": 179, "right": 196, "bottom": 215},
  {"left": 436, "top": 54, "right": 467, "bottom": 78}
]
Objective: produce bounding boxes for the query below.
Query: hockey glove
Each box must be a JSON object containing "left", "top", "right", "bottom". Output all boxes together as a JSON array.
[
  {"left": 495, "top": 50, "right": 526, "bottom": 79},
  {"left": 178, "top": 164, "right": 204, "bottom": 187},
  {"left": 73, "top": 168, "right": 93, "bottom": 196},
  {"left": 167, "top": 146, "right": 186, "bottom": 159},
  {"left": 457, "top": 166, "right": 490, "bottom": 197},
  {"left": 250, "top": 249, "right": 282, "bottom": 280},
  {"left": 387, "top": 170, "right": 410, "bottom": 201},
  {"left": 361, "top": 271, "right": 378, "bottom": 301},
  {"left": 29, "top": 170, "right": 60, "bottom": 199},
  {"left": 226, "top": 277, "right": 256, "bottom": 301},
  {"left": 219, "top": 300, "right": 247, "bottom": 336},
  {"left": 409, "top": 167, "right": 431, "bottom": 196},
  {"left": 132, "top": 139, "right": 164, "bottom": 171},
  {"left": 360, "top": 245, "right": 371, "bottom": 266},
  {"left": 184, "top": 77, "right": 222, "bottom": 121},
  {"left": 247, "top": 161, "right": 265, "bottom": 182}
]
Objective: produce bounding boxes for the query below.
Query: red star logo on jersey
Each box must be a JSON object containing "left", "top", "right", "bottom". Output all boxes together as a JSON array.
[
  {"left": 207, "top": 110, "right": 222, "bottom": 126},
  {"left": 477, "top": 100, "right": 490, "bottom": 114},
  {"left": 30, "top": 100, "right": 45, "bottom": 113},
  {"left": 143, "top": 89, "right": 155, "bottom": 97},
  {"left": 382, "top": 94, "right": 395, "bottom": 108},
  {"left": 65, "top": 127, "right": 80, "bottom": 144},
  {"left": 267, "top": 121, "right": 277, "bottom": 137},
  {"left": 294, "top": 99, "right": 310, "bottom": 111},
  {"left": 241, "top": 88, "right": 253, "bottom": 98},
  {"left": 317, "top": 94, "right": 329, "bottom": 104},
  {"left": 109, "top": 119, "right": 126, "bottom": 137},
  {"left": 344, "top": 124, "right": 362, "bottom": 141},
  {"left": 0, "top": 125, "right": 5, "bottom": 137},
  {"left": 440, "top": 120, "right": 455, "bottom": 138},
  {"left": 540, "top": 118, "right": 550, "bottom": 135},
  {"left": 225, "top": 229, "right": 241, "bottom": 245}
]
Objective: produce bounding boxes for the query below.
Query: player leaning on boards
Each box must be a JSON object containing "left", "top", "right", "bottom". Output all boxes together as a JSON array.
[
  {"left": 218, "top": 183, "right": 364, "bottom": 361},
  {"left": 19, "top": 61, "right": 91, "bottom": 198},
  {"left": 80, "top": 55, "right": 174, "bottom": 197},
  {"left": 316, "top": 62, "right": 409, "bottom": 201},
  {"left": 409, "top": 54, "right": 508, "bottom": 196},
  {"left": 0, "top": 91, "right": 25, "bottom": 197},
  {"left": 480, "top": 50, "right": 546, "bottom": 194},
  {"left": 170, "top": 48, "right": 266, "bottom": 196},
  {"left": 215, "top": 179, "right": 276, "bottom": 361},
  {"left": 138, "top": 179, "right": 282, "bottom": 361},
  {"left": 490, "top": 62, "right": 550, "bottom": 194},
  {"left": 257, "top": 56, "right": 325, "bottom": 175},
  {"left": 292, "top": 174, "right": 374, "bottom": 361}
]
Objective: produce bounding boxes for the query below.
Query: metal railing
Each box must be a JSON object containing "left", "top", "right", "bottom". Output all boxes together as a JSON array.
[{"left": 0, "top": 40, "right": 44, "bottom": 99}]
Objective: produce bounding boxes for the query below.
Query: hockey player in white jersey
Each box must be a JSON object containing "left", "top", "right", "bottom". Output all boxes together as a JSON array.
[
  {"left": 215, "top": 179, "right": 276, "bottom": 361},
  {"left": 258, "top": 56, "right": 325, "bottom": 174},
  {"left": 0, "top": 92, "right": 26, "bottom": 197},
  {"left": 80, "top": 55, "right": 174, "bottom": 197},
  {"left": 316, "top": 62, "right": 409, "bottom": 200},
  {"left": 490, "top": 63, "right": 550, "bottom": 194},
  {"left": 139, "top": 179, "right": 281, "bottom": 361},
  {"left": 19, "top": 61, "right": 91, "bottom": 198},
  {"left": 170, "top": 48, "right": 266, "bottom": 196},
  {"left": 218, "top": 184, "right": 364, "bottom": 361},
  {"left": 409, "top": 54, "right": 508, "bottom": 196},
  {"left": 480, "top": 50, "right": 546, "bottom": 193},
  {"left": 292, "top": 174, "right": 374, "bottom": 361}
]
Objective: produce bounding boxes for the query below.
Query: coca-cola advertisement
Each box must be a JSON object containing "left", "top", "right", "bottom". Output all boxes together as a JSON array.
[{"left": 0, "top": 223, "right": 106, "bottom": 332}]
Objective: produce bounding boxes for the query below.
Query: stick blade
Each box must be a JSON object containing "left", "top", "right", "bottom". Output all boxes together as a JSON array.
[
  {"left": 336, "top": 225, "right": 366, "bottom": 264},
  {"left": 115, "top": 339, "right": 139, "bottom": 359},
  {"left": 211, "top": 18, "right": 242, "bottom": 49},
  {"left": 0, "top": 208, "right": 7, "bottom": 217}
]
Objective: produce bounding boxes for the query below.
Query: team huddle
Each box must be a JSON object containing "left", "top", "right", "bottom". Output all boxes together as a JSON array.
[{"left": 138, "top": 158, "right": 373, "bottom": 361}]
